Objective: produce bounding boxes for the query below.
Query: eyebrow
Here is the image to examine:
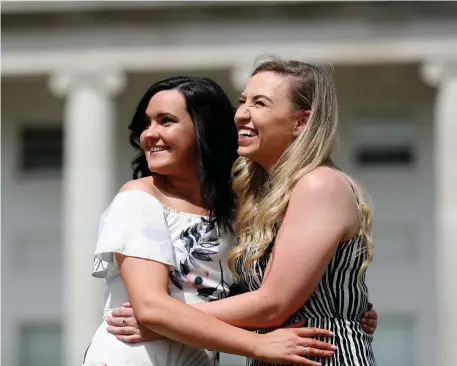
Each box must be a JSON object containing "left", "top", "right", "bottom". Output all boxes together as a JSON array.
[
  {"left": 240, "top": 94, "right": 273, "bottom": 104},
  {"left": 145, "top": 112, "right": 179, "bottom": 119},
  {"left": 157, "top": 112, "right": 178, "bottom": 119}
]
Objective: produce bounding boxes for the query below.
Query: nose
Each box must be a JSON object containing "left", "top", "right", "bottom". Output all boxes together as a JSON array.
[
  {"left": 234, "top": 103, "right": 250, "bottom": 126},
  {"left": 143, "top": 122, "right": 160, "bottom": 139}
]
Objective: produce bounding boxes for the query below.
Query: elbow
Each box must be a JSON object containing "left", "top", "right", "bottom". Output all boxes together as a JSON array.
[
  {"left": 254, "top": 291, "right": 291, "bottom": 328},
  {"left": 134, "top": 298, "right": 169, "bottom": 328},
  {"left": 262, "top": 307, "right": 291, "bottom": 328}
]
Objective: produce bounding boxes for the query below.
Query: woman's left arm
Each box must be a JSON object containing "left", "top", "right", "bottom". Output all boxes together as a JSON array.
[{"left": 195, "top": 170, "right": 357, "bottom": 328}]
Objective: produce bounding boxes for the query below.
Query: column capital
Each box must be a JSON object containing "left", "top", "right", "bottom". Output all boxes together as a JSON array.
[
  {"left": 420, "top": 60, "right": 457, "bottom": 87},
  {"left": 230, "top": 63, "right": 253, "bottom": 91},
  {"left": 48, "top": 69, "right": 126, "bottom": 98}
]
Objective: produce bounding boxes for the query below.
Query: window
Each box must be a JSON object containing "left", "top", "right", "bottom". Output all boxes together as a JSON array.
[
  {"left": 356, "top": 146, "right": 413, "bottom": 165},
  {"left": 19, "top": 126, "right": 63, "bottom": 174},
  {"left": 20, "top": 323, "right": 62, "bottom": 366},
  {"left": 353, "top": 118, "right": 415, "bottom": 167}
]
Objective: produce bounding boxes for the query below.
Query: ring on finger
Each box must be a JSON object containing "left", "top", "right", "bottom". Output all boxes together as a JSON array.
[
  {"left": 302, "top": 346, "right": 309, "bottom": 357},
  {"left": 122, "top": 318, "right": 127, "bottom": 326}
]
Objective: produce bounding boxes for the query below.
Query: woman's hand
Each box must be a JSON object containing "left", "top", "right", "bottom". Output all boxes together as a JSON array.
[
  {"left": 361, "top": 303, "right": 378, "bottom": 335},
  {"left": 106, "top": 303, "right": 162, "bottom": 343},
  {"left": 253, "top": 322, "right": 336, "bottom": 366}
]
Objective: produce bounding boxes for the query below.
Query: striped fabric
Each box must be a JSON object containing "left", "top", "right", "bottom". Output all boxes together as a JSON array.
[{"left": 235, "top": 236, "right": 376, "bottom": 366}]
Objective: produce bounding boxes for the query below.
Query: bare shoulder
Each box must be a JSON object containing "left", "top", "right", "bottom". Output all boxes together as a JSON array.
[
  {"left": 119, "top": 177, "right": 157, "bottom": 197},
  {"left": 292, "top": 166, "right": 352, "bottom": 202},
  {"left": 291, "top": 167, "right": 359, "bottom": 238}
]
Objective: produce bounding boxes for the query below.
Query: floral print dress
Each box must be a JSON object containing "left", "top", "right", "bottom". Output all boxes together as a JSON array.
[{"left": 83, "top": 190, "right": 235, "bottom": 366}]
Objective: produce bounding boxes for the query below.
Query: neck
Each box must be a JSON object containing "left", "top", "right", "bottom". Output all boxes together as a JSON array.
[
  {"left": 261, "top": 162, "right": 275, "bottom": 173},
  {"left": 257, "top": 156, "right": 279, "bottom": 174},
  {"left": 251, "top": 148, "right": 283, "bottom": 173},
  {"left": 159, "top": 173, "right": 204, "bottom": 208}
]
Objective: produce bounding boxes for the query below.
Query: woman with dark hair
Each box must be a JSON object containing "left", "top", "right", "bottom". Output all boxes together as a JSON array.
[{"left": 83, "top": 76, "right": 338, "bottom": 366}]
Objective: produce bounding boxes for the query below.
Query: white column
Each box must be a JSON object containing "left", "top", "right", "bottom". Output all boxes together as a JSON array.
[
  {"left": 49, "top": 70, "right": 126, "bottom": 366},
  {"left": 421, "top": 60, "right": 457, "bottom": 366}
]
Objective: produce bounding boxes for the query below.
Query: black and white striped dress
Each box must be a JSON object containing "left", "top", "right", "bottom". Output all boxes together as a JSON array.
[{"left": 235, "top": 235, "right": 376, "bottom": 366}]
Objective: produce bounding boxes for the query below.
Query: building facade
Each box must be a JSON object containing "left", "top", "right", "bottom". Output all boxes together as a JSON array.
[{"left": 2, "top": 2, "right": 457, "bottom": 366}]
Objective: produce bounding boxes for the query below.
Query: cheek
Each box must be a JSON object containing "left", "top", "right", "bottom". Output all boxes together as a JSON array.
[
  {"left": 182, "top": 129, "right": 197, "bottom": 151},
  {"left": 258, "top": 119, "right": 294, "bottom": 149},
  {"left": 257, "top": 116, "right": 282, "bottom": 142},
  {"left": 169, "top": 127, "right": 197, "bottom": 154}
]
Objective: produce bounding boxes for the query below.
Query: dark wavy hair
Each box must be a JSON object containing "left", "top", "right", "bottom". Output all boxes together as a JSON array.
[{"left": 128, "top": 76, "right": 238, "bottom": 231}]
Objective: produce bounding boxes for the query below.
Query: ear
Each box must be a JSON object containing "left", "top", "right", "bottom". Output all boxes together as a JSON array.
[{"left": 293, "top": 110, "right": 311, "bottom": 136}]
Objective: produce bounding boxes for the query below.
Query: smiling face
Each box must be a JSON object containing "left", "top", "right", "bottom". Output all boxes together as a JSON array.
[
  {"left": 235, "top": 71, "right": 301, "bottom": 170},
  {"left": 140, "top": 89, "right": 198, "bottom": 176}
]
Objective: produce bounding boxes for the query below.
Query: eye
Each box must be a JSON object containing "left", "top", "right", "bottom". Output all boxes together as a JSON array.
[
  {"left": 161, "top": 117, "right": 175, "bottom": 126},
  {"left": 255, "top": 100, "right": 266, "bottom": 107},
  {"left": 238, "top": 98, "right": 245, "bottom": 106}
]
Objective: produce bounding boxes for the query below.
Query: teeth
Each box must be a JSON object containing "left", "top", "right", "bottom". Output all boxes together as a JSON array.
[
  {"left": 238, "top": 129, "right": 257, "bottom": 137},
  {"left": 150, "top": 147, "right": 168, "bottom": 152}
]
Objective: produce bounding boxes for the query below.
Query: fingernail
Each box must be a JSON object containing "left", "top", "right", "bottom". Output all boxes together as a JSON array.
[{"left": 332, "top": 345, "right": 338, "bottom": 350}]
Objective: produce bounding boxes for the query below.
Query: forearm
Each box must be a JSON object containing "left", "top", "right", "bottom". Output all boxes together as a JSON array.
[
  {"left": 136, "top": 295, "right": 260, "bottom": 358},
  {"left": 193, "top": 289, "right": 286, "bottom": 329}
]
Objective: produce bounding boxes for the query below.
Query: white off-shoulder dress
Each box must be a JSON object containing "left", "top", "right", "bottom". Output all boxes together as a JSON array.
[{"left": 83, "top": 190, "right": 235, "bottom": 366}]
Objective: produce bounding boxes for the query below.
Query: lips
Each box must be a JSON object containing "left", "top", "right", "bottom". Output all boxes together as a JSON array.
[
  {"left": 149, "top": 146, "right": 169, "bottom": 153},
  {"left": 238, "top": 127, "right": 258, "bottom": 140}
]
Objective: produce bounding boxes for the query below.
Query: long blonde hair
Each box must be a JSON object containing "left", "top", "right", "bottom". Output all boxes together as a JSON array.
[{"left": 228, "top": 58, "right": 373, "bottom": 282}]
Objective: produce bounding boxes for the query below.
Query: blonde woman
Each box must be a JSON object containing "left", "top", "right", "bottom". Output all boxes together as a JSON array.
[
  {"left": 107, "top": 61, "right": 377, "bottom": 365},
  {"left": 227, "top": 59, "right": 376, "bottom": 365}
]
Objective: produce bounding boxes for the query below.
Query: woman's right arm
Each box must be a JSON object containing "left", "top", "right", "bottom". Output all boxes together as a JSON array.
[{"left": 117, "top": 253, "right": 335, "bottom": 365}]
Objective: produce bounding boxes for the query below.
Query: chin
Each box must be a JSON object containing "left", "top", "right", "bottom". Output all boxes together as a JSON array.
[
  {"left": 237, "top": 146, "right": 253, "bottom": 157},
  {"left": 147, "top": 163, "right": 168, "bottom": 176},
  {"left": 238, "top": 147, "right": 260, "bottom": 161}
]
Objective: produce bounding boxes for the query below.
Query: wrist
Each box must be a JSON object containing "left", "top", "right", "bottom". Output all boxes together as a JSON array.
[{"left": 246, "top": 332, "right": 263, "bottom": 359}]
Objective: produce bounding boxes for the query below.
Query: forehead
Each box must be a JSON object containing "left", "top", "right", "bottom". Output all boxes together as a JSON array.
[
  {"left": 244, "top": 71, "right": 291, "bottom": 99},
  {"left": 145, "top": 89, "right": 187, "bottom": 116}
]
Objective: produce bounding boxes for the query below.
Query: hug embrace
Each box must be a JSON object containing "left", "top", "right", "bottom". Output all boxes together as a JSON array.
[{"left": 83, "top": 58, "right": 377, "bottom": 366}]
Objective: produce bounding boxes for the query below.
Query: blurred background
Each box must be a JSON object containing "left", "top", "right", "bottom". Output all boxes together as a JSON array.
[{"left": 1, "top": 1, "right": 457, "bottom": 366}]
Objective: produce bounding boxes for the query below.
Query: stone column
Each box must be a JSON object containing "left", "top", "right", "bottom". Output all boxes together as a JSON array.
[
  {"left": 421, "top": 60, "right": 457, "bottom": 366},
  {"left": 49, "top": 70, "right": 126, "bottom": 366}
]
